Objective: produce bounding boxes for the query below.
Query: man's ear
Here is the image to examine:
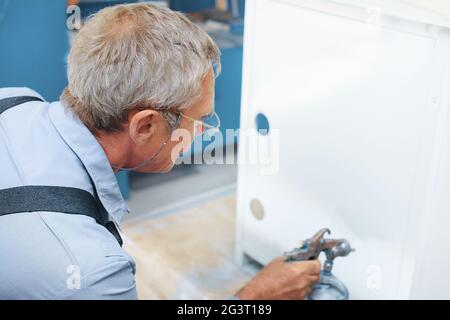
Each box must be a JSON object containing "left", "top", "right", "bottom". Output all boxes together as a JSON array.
[{"left": 129, "top": 109, "right": 159, "bottom": 144}]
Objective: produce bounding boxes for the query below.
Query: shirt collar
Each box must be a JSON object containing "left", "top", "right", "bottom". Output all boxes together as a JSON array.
[{"left": 49, "top": 101, "right": 130, "bottom": 223}]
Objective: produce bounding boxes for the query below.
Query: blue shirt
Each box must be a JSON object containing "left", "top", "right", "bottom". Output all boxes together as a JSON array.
[{"left": 0, "top": 87, "right": 137, "bottom": 299}]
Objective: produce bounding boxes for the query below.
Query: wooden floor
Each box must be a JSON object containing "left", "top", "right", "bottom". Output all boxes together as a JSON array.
[{"left": 122, "top": 195, "right": 256, "bottom": 299}]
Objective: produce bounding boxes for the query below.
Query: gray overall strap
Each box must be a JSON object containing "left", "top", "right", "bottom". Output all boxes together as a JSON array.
[
  {"left": 0, "top": 96, "right": 123, "bottom": 246},
  {"left": 0, "top": 185, "right": 123, "bottom": 246},
  {"left": 0, "top": 96, "right": 44, "bottom": 114},
  {"left": 0, "top": 186, "right": 104, "bottom": 223}
]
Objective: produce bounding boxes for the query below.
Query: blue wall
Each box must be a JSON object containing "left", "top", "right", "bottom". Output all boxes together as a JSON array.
[
  {"left": 170, "top": 0, "right": 215, "bottom": 12},
  {"left": 0, "top": 0, "right": 68, "bottom": 101},
  {"left": 170, "top": 0, "right": 245, "bottom": 17},
  {"left": 215, "top": 46, "right": 243, "bottom": 135},
  {"left": 78, "top": 0, "right": 136, "bottom": 19}
]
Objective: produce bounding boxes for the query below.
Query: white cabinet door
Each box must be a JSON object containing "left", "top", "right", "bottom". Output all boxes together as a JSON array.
[{"left": 236, "top": 0, "right": 450, "bottom": 299}]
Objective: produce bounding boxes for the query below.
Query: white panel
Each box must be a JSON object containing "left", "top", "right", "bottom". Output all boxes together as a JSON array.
[{"left": 236, "top": 0, "right": 450, "bottom": 299}]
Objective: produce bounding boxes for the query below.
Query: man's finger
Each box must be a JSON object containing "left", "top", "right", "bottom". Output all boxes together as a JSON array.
[{"left": 288, "top": 259, "right": 321, "bottom": 275}]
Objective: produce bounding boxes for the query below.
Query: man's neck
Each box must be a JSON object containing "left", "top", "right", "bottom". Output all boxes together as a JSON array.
[{"left": 94, "top": 130, "right": 132, "bottom": 172}]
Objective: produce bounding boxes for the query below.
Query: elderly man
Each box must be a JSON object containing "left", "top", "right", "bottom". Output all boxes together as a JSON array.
[{"left": 0, "top": 4, "right": 320, "bottom": 299}]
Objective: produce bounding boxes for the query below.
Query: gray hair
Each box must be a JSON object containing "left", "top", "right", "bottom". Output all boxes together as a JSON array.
[{"left": 61, "top": 3, "right": 220, "bottom": 132}]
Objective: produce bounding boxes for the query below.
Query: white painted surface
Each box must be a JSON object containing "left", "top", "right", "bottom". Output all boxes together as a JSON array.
[{"left": 236, "top": 0, "right": 450, "bottom": 299}]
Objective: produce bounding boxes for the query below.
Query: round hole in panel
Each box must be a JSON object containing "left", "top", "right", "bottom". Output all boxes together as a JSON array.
[
  {"left": 250, "top": 198, "right": 265, "bottom": 220},
  {"left": 255, "top": 113, "right": 270, "bottom": 135}
]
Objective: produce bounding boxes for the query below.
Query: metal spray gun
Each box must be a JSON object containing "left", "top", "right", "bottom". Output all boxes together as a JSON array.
[{"left": 284, "top": 228, "right": 354, "bottom": 300}]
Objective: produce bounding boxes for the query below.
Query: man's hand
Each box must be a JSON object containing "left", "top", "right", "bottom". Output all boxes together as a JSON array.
[{"left": 235, "top": 257, "right": 321, "bottom": 300}]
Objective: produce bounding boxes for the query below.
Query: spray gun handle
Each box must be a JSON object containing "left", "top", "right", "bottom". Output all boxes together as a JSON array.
[{"left": 284, "top": 228, "right": 331, "bottom": 262}]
